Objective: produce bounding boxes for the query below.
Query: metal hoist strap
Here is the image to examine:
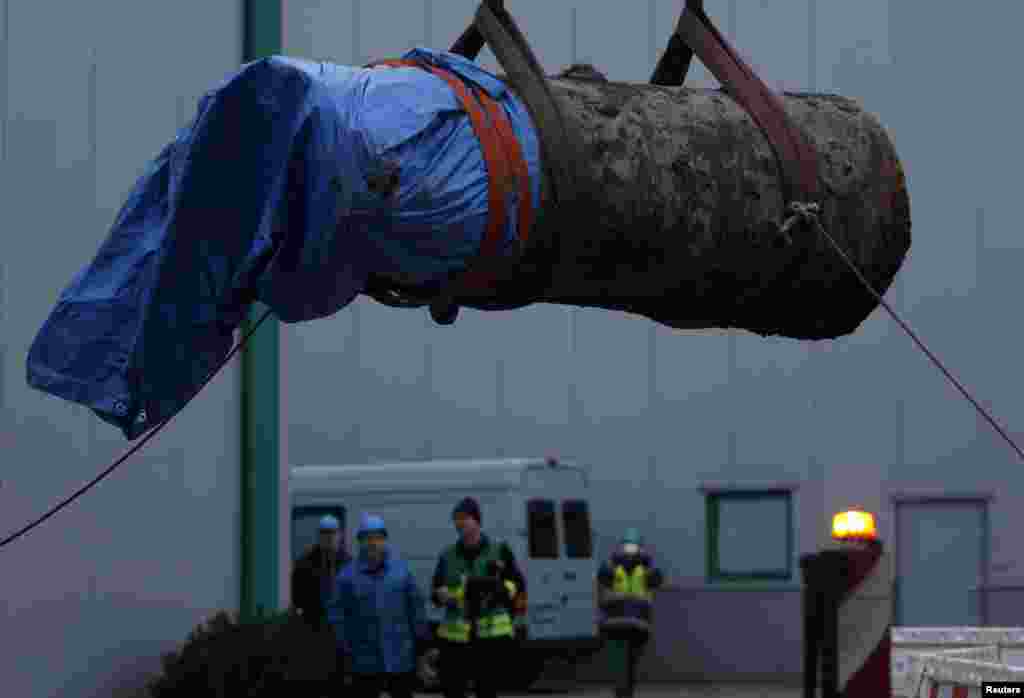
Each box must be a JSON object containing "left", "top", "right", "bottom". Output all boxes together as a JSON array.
[
  {"left": 365, "top": 58, "right": 533, "bottom": 295},
  {"left": 469, "top": 1, "right": 583, "bottom": 216},
  {"left": 652, "top": 0, "right": 820, "bottom": 207}
]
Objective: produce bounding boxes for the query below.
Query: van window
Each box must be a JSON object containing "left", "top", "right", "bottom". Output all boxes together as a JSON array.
[
  {"left": 291, "top": 506, "right": 346, "bottom": 562},
  {"left": 562, "top": 499, "right": 593, "bottom": 558},
  {"left": 527, "top": 499, "right": 559, "bottom": 559}
]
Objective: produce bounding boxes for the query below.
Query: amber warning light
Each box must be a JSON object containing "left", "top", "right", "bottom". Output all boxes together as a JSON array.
[{"left": 831, "top": 509, "right": 878, "bottom": 541}]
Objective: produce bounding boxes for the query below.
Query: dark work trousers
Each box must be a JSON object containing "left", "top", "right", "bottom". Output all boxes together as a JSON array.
[
  {"left": 607, "top": 627, "right": 649, "bottom": 698},
  {"left": 334, "top": 648, "right": 352, "bottom": 687},
  {"left": 348, "top": 671, "right": 416, "bottom": 698},
  {"left": 439, "top": 637, "right": 517, "bottom": 698}
]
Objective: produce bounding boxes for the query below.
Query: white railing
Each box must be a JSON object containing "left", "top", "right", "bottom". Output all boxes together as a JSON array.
[{"left": 892, "top": 628, "right": 1024, "bottom": 697}]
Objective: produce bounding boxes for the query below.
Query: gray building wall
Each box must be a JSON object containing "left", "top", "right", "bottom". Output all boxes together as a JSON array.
[
  {"left": 280, "top": 0, "right": 1024, "bottom": 682},
  {"left": 1, "top": 2, "right": 245, "bottom": 697},
  {"left": 2, "top": 1, "right": 1023, "bottom": 696}
]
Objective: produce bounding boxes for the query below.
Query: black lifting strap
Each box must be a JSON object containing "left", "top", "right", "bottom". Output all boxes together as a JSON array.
[
  {"left": 365, "top": 2, "right": 582, "bottom": 322},
  {"left": 450, "top": 0, "right": 583, "bottom": 257},
  {"left": 385, "top": 1, "right": 584, "bottom": 326}
]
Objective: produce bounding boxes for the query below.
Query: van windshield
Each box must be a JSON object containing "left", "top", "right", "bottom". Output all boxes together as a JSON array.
[
  {"left": 562, "top": 499, "right": 593, "bottom": 559},
  {"left": 527, "top": 499, "right": 559, "bottom": 559}
]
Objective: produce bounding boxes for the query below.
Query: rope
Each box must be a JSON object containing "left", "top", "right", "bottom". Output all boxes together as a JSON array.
[
  {"left": 0, "top": 306, "right": 275, "bottom": 549},
  {"left": 6, "top": 192, "right": 1019, "bottom": 550},
  {"left": 785, "top": 203, "right": 1024, "bottom": 462}
]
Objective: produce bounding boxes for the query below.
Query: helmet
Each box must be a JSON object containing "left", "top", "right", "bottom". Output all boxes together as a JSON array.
[
  {"left": 356, "top": 513, "right": 388, "bottom": 539},
  {"left": 621, "top": 527, "right": 643, "bottom": 546},
  {"left": 318, "top": 515, "right": 340, "bottom": 532}
]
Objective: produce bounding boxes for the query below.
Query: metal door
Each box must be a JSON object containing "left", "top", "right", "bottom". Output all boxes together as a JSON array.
[{"left": 895, "top": 499, "right": 987, "bottom": 626}]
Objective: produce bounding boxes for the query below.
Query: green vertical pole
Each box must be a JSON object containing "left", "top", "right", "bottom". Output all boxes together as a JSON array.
[{"left": 240, "top": 0, "right": 282, "bottom": 623}]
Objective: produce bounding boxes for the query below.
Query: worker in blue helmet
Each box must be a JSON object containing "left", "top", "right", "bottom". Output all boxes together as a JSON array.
[
  {"left": 291, "top": 514, "right": 351, "bottom": 629},
  {"left": 328, "top": 513, "right": 428, "bottom": 698},
  {"left": 596, "top": 528, "right": 664, "bottom": 698}
]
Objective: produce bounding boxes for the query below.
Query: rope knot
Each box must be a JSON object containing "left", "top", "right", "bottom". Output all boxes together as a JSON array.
[{"left": 778, "top": 200, "right": 822, "bottom": 245}]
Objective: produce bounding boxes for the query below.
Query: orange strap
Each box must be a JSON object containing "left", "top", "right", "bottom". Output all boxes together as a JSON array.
[{"left": 366, "top": 58, "right": 533, "bottom": 291}]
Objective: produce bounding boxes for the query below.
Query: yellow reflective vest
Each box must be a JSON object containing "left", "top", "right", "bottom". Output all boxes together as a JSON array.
[
  {"left": 436, "top": 543, "right": 517, "bottom": 642},
  {"left": 600, "top": 561, "right": 656, "bottom": 634},
  {"left": 612, "top": 564, "right": 652, "bottom": 600}
]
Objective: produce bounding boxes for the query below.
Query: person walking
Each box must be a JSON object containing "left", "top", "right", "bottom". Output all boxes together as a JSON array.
[
  {"left": 291, "top": 514, "right": 350, "bottom": 628},
  {"left": 596, "top": 528, "right": 664, "bottom": 698},
  {"left": 431, "top": 497, "right": 526, "bottom": 698},
  {"left": 328, "top": 513, "right": 428, "bottom": 698}
]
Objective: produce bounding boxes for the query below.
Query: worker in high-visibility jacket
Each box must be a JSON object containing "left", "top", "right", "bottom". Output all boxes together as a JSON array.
[
  {"left": 431, "top": 497, "right": 526, "bottom": 698},
  {"left": 596, "top": 529, "right": 664, "bottom": 698}
]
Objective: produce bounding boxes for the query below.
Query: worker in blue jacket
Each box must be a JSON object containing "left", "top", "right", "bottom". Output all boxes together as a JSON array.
[{"left": 328, "top": 513, "right": 428, "bottom": 698}]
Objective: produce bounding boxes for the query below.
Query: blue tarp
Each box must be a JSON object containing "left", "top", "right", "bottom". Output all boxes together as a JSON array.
[{"left": 26, "top": 48, "right": 541, "bottom": 439}]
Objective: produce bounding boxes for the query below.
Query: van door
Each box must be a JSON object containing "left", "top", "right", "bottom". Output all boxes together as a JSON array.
[
  {"left": 525, "top": 497, "right": 562, "bottom": 639},
  {"left": 560, "top": 498, "right": 598, "bottom": 639}
]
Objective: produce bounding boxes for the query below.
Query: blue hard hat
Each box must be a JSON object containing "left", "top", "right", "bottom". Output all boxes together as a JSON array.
[
  {"left": 318, "top": 515, "right": 340, "bottom": 531},
  {"left": 357, "top": 513, "right": 388, "bottom": 539}
]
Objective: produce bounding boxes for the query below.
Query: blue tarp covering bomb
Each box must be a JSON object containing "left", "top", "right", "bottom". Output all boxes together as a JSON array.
[{"left": 26, "top": 49, "right": 541, "bottom": 439}]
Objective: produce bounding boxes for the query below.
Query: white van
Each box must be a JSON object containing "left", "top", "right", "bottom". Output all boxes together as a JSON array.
[{"left": 289, "top": 456, "right": 601, "bottom": 689}]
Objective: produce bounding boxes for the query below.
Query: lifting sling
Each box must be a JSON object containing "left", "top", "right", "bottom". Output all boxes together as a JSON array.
[
  {"left": 650, "top": 0, "right": 820, "bottom": 207},
  {"left": 367, "top": 0, "right": 822, "bottom": 326},
  {"left": 8, "top": 2, "right": 1023, "bottom": 558}
]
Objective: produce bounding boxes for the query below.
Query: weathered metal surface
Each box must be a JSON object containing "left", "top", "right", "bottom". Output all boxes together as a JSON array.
[{"left": 464, "top": 68, "right": 911, "bottom": 341}]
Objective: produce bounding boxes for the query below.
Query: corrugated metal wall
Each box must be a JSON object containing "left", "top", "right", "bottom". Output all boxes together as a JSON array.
[
  {"left": 279, "top": 0, "right": 1024, "bottom": 681},
  {"left": 1, "top": 2, "right": 244, "bottom": 697}
]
